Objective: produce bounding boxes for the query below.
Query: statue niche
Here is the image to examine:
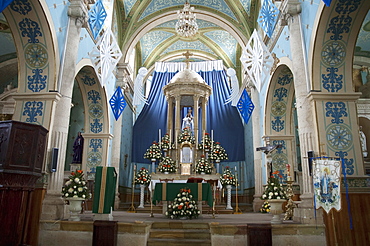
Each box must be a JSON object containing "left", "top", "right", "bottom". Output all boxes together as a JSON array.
[{"left": 180, "top": 142, "right": 193, "bottom": 175}]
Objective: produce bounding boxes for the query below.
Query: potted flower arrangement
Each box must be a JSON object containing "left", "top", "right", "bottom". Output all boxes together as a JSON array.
[
  {"left": 166, "top": 188, "right": 200, "bottom": 219},
  {"left": 261, "top": 177, "right": 287, "bottom": 200},
  {"left": 61, "top": 170, "right": 90, "bottom": 221},
  {"left": 260, "top": 201, "right": 271, "bottom": 213},
  {"left": 177, "top": 128, "right": 195, "bottom": 144},
  {"left": 158, "top": 156, "right": 177, "bottom": 174},
  {"left": 261, "top": 176, "right": 287, "bottom": 223},
  {"left": 198, "top": 132, "right": 213, "bottom": 151},
  {"left": 160, "top": 133, "right": 173, "bottom": 151},
  {"left": 220, "top": 166, "right": 236, "bottom": 210},
  {"left": 143, "top": 141, "right": 163, "bottom": 161},
  {"left": 134, "top": 167, "right": 151, "bottom": 185},
  {"left": 135, "top": 167, "right": 151, "bottom": 208},
  {"left": 195, "top": 156, "right": 213, "bottom": 174},
  {"left": 209, "top": 142, "right": 228, "bottom": 161},
  {"left": 219, "top": 166, "right": 236, "bottom": 186}
]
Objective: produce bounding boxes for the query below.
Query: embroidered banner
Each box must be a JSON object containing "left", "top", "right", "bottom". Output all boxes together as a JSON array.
[{"left": 313, "top": 158, "right": 341, "bottom": 213}]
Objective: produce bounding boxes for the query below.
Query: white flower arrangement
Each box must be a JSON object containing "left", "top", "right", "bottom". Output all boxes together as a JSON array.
[
  {"left": 143, "top": 141, "right": 163, "bottom": 160},
  {"left": 195, "top": 156, "right": 213, "bottom": 174},
  {"left": 177, "top": 128, "right": 195, "bottom": 144},
  {"left": 261, "top": 177, "right": 287, "bottom": 200},
  {"left": 134, "top": 167, "right": 151, "bottom": 185},
  {"left": 219, "top": 167, "right": 236, "bottom": 186},
  {"left": 166, "top": 188, "right": 200, "bottom": 219},
  {"left": 61, "top": 170, "right": 90, "bottom": 199},
  {"left": 209, "top": 142, "right": 228, "bottom": 161},
  {"left": 158, "top": 156, "right": 177, "bottom": 173}
]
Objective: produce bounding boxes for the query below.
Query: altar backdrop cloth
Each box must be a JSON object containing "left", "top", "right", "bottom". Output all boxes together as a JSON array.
[
  {"left": 132, "top": 62, "right": 245, "bottom": 163},
  {"left": 93, "top": 166, "right": 117, "bottom": 214}
]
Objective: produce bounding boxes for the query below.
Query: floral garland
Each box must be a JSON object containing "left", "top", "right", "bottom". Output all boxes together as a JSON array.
[
  {"left": 261, "top": 177, "right": 287, "bottom": 200},
  {"left": 195, "top": 156, "right": 213, "bottom": 174},
  {"left": 219, "top": 166, "right": 236, "bottom": 186},
  {"left": 61, "top": 170, "right": 90, "bottom": 199},
  {"left": 158, "top": 156, "right": 177, "bottom": 173},
  {"left": 209, "top": 142, "right": 228, "bottom": 161},
  {"left": 160, "top": 133, "right": 173, "bottom": 150},
  {"left": 198, "top": 133, "right": 213, "bottom": 150},
  {"left": 134, "top": 167, "right": 151, "bottom": 185},
  {"left": 166, "top": 188, "right": 200, "bottom": 219},
  {"left": 177, "top": 128, "right": 195, "bottom": 144},
  {"left": 260, "top": 201, "right": 271, "bottom": 213},
  {"left": 143, "top": 141, "right": 163, "bottom": 160}
]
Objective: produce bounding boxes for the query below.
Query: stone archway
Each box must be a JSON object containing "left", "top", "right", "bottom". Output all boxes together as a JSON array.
[
  {"left": 264, "top": 64, "right": 297, "bottom": 181},
  {"left": 310, "top": 0, "right": 370, "bottom": 176}
]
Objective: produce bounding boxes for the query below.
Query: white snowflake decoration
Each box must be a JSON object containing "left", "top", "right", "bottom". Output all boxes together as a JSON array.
[
  {"left": 89, "top": 29, "right": 122, "bottom": 87},
  {"left": 240, "top": 30, "right": 273, "bottom": 92}
]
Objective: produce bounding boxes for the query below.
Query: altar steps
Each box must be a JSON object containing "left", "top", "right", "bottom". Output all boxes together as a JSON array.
[{"left": 147, "top": 222, "right": 211, "bottom": 246}]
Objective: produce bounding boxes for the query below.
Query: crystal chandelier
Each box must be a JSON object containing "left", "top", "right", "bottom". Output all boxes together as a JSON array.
[{"left": 175, "top": 1, "right": 198, "bottom": 38}]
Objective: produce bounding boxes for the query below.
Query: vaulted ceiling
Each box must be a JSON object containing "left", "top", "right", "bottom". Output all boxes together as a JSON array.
[{"left": 115, "top": 0, "right": 257, "bottom": 69}]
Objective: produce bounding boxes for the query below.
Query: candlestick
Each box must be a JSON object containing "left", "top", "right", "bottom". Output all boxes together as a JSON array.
[{"left": 159, "top": 129, "right": 161, "bottom": 148}]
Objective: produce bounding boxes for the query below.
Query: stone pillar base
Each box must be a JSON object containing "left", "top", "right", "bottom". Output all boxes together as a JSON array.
[
  {"left": 293, "top": 207, "right": 324, "bottom": 224},
  {"left": 253, "top": 196, "right": 264, "bottom": 212},
  {"left": 41, "top": 193, "right": 67, "bottom": 220}
]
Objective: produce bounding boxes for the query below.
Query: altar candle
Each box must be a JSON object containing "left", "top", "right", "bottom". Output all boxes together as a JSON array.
[
  {"left": 159, "top": 129, "right": 161, "bottom": 148},
  {"left": 203, "top": 130, "right": 205, "bottom": 149},
  {"left": 169, "top": 129, "right": 172, "bottom": 143},
  {"left": 286, "top": 164, "right": 290, "bottom": 176}
]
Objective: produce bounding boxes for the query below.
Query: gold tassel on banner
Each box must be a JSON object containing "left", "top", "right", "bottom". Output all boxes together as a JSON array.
[{"left": 127, "top": 164, "right": 136, "bottom": 213}]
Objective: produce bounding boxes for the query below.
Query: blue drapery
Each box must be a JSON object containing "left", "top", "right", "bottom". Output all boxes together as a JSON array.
[
  {"left": 132, "top": 69, "right": 245, "bottom": 163},
  {"left": 0, "top": 0, "right": 14, "bottom": 13}
]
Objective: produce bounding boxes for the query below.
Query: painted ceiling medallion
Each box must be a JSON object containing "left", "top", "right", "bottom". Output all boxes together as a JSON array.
[{"left": 175, "top": 1, "right": 198, "bottom": 38}]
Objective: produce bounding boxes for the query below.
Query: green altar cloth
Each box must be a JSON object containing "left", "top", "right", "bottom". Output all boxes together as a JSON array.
[
  {"left": 92, "top": 166, "right": 117, "bottom": 214},
  {"left": 152, "top": 183, "right": 213, "bottom": 207}
]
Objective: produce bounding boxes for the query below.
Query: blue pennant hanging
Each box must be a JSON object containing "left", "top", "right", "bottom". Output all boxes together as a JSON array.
[
  {"left": 237, "top": 89, "right": 254, "bottom": 124},
  {"left": 257, "top": 0, "right": 279, "bottom": 38},
  {"left": 109, "top": 86, "right": 126, "bottom": 121},
  {"left": 322, "top": 0, "right": 332, "bottom": 7},
  {"left": 88, "top": 0, "right": 107, "bottom": 40}
]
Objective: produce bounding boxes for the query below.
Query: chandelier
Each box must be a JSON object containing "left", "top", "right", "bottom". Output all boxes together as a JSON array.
[{"left": 175, "top": 1, "right": 198, "bottom": 38}]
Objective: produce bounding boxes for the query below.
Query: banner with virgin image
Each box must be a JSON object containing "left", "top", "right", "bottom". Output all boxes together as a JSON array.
[{"left": 312, "top": 158, "right": 342, "bottom": 213}]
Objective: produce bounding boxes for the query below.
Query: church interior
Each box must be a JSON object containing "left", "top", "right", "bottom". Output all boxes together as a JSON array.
[{"left": 0, "top": 0, "right": 370, "bottom": 245}]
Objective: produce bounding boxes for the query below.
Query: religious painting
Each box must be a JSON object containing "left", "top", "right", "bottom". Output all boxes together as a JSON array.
[{"left": 312, "top": 158, "right": 341, "bottom": 213}]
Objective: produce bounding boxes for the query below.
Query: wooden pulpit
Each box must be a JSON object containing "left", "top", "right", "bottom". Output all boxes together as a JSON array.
[{"left": 0, "top": 121, "right": 48, "bottom": 246}]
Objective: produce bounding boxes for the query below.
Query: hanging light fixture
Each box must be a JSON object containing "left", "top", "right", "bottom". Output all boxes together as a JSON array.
[{"left": 175, "top": 1, "right": 198, "bottom": 38}]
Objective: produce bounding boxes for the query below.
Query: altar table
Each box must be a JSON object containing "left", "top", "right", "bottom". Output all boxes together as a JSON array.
[{"left": 152, "top": 183, "right": 213, "bottom": 207}]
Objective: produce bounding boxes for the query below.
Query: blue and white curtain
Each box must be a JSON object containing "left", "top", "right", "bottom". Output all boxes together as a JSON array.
[{"left": 132, "top": 60, "right": 245, "bottom": 163}]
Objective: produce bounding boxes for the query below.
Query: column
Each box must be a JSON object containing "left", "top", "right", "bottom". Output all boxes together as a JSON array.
[
  {"left": 41, "top": 0, "right": 88, "bottom": 220},
  {"left": 250, "top": 83, "right": 264, "bottom": 212},
  {"left": 167, "top": 97, "right": 174, "bottom": 141},
  {"left": 281, "top": 0, "right": 319, "bottom": 223},
  {"left": 174, "top": 96, "right": 181, "bottom": 149},
  {"left": 112, "top": 63, "right": 132, "bottom": 209},
  {"left": 193, "top": 95, "right": 200, "bottom": 145},
  {"left": 201, "top": 97, "right": 207, "bottom": 133}
]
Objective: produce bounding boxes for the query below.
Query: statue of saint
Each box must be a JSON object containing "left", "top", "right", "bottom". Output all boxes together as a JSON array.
[
  {"left": 182, "top": 108, "right": 194, "bottom": 132},
  {"left": 360, "top": 126, "right": 368, "bottom": 158},
  {"left": 72, "top": 132, "right": 84, "bottom": 164}
]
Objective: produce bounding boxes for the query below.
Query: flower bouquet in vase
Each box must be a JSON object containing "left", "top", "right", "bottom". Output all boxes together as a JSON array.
[
  {"left": 209, "top": 142, "right": 228, "bottom": 161},
  {"left": 220, "top": 167, "right": 236, "bottom": 209},
  {"left": 195, "top": 156, "right": 213, "bottom": 174},
  {"left": 261, "top": 177, "right": 287, "bottom": 223},
  {"left": 61, "top": 170, "right": 90, "bottom": 221},
  {"left": 135, "top": 167, "right": 151, "bottom": 208},
  {"left": 143, "top": 141, "right": 163, "bottom": 161},
  {"left": 177, "top": 128, "right": 195, "bottom": 144},
  {"left": 166, "top": 188, "right": 200, "bottom": 219},
  {"left": 160, "top": 133, "right": 173, "bottom": 151},
  {"left": 198, "top": 132, "right": 213, "bottom": 151},
  {"left": 158, "top": 156, "right": 177, "bottom": 174}
]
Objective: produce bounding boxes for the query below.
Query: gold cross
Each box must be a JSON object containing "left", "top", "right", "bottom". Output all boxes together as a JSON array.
[{"left": 182, "top": 50, "right": 193, "bottom": 69}]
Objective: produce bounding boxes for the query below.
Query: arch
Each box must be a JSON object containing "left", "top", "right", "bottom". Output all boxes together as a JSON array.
[
  {"left": 309, "top": 0, "right": 370, "bottom": 176},
  {"left": 264, "top": 64, "right": 296, "bottom": 180},
  {"left": 73, "top": 64, "right": 112, "bottom": 172}
]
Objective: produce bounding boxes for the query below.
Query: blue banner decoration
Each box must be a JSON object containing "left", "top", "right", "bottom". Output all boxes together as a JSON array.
[
  {"left": 237, "top": 89, "right": 254, "bottom": 124},
  {"left": 322, "top": 0, "right": 332, "bottom": 7},
  {"left": 88, "top": 0, "right": 107, "bottom": 40},
  {"left": 109, "top": 86, "right": 126, "bottom": 120},
  {"left": 257, "top": 0, "right": 279, "bottom": 38}
]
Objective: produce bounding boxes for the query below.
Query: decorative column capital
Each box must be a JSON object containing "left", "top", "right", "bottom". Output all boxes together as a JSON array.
[
  {"left": 68, "top": 0, "right": 89, "bottom": 26},
  {"left": 280, "top": 0, "right": 301, "bottom": 26}
]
